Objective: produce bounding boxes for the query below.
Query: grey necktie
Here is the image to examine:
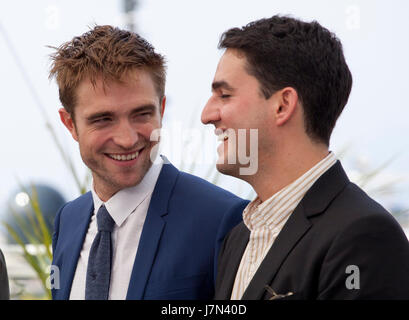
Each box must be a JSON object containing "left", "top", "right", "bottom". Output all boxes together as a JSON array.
[{"left": 85, "top": 205, "right": 115, "bottom": 300}]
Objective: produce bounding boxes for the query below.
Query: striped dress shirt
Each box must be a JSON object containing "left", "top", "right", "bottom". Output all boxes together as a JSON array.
[{"left": 231, "top": 152, "right": 337, "bottom": 299}]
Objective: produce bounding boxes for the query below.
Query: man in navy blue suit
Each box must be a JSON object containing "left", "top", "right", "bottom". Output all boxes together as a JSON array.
[{"left": 49, "top": 25, "right": 247, "bottom": 300}]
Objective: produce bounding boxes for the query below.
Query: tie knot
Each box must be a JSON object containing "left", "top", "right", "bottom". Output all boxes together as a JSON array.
[{"left": 96, "top": 205, "right": 115, "bottom": 232}]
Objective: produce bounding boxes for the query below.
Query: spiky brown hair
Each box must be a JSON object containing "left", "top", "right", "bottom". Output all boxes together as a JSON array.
[{"left": 49, "top": 25, "right": 166, "bottom": 116}]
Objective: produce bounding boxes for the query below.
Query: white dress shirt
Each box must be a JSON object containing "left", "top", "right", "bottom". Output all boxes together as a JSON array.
[
  {"left": 231, "top": 152, "right": 337, "bottom": 299},
  {"left": 69, "top": 159, "right": 163, "bottom": 300}
]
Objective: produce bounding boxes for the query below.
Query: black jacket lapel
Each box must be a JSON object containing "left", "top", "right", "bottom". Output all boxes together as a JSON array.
[
  {"left": 215, "top": 223, "right": 249, "bottom": 300},
  {"left": 241, "top": 161, "right": 350, "bottom": 299},
  {"left": 241, "top": 203, "right": 311, "bottom": 299}
]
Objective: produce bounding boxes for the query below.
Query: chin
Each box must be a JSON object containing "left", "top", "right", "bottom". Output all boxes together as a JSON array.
[
  {"left": 99, "top": 171, "right": 145, "bottom": 193},
  {"left": 216, "top": 162, "right": 240, "bottom": 178}
]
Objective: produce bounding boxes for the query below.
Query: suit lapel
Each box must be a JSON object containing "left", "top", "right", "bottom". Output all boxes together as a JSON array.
[
  {"left": 241, "top": 203, "right": 311, "bottom": 299},
  {"left": 57, "top": 193, "right": 94, "bottom": 299},
  {"left": 216, "top": 224, "right": 250, "bottom": 299},
  {"left": 126, "top": 161, "right": 179, "bottom": 299},
  {"left": 241, "top": 161, "right": 350, "bottom": 299}
]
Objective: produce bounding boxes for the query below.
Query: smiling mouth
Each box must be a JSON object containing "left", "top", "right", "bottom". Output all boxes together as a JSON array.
[{"left": 106, "top": 150, "right": 140, "bottom": 161}]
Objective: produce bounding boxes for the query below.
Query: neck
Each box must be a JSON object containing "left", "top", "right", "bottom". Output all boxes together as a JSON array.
[
  {"left": 247, "top": 139, "right": 329, "bottom": 202},
  {"left": 92, "top": 179, "right": 118, "bottom": 203}
]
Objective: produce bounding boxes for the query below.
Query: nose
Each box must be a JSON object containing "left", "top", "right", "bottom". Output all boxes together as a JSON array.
[
  {"left": 112, "top": 121, "right": 139, "bottom": 149},
  {"left": 201, "top": 97, "right": 220, "bottom": 125}
]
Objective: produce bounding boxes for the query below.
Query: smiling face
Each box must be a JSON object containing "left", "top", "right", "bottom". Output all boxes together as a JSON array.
[
  {"left": 59, "top": 69, "right": 165, "bottom": 201},
  {"left": 201, "top": 49, "right": 275, "bottom": 179}
]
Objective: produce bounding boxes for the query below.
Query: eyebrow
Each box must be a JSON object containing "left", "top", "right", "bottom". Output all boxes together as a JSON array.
[
  {"left": 86, "top": 104, "right": 157, "bottom": 122},
  {"left": 211, "top": 80, "right": 235, "bottom": 92},
  {"left": 86, "top": 111, "right": 113, "bottom": 122},
  {"left": 130, "top": 104, "right": 157, "bottom": 114}
]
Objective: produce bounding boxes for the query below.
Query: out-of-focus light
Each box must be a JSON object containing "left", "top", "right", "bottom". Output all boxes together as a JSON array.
[{"left": 15, "top": 192, "right": 30, "bottom": 207}]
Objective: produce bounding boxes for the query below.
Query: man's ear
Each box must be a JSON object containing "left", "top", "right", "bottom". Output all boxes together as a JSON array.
[
  {"left": 274, "top": 87, "right": 299, "bottom": 126},
  {"left": 160, "top": 95, "right": 166, "bottom": 118},
  {"left": 59, "top": 108, "right": 78, "bottom": 141}
]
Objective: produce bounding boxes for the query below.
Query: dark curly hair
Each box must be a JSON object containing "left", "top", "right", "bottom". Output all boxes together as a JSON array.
[
  {"left": 219, "top": 15, "right": 352, "bottom": 145},
  {"left": 49, "top": 25, "right": 166, "bottom": 117}
]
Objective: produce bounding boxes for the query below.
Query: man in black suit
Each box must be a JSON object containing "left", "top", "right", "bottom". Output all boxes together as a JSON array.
[
  {"left": 201, "top": 15, "right": 409, "bottom": 299},
  {"left": 0, "top": 249, "right": 10, "bottom": 299}
]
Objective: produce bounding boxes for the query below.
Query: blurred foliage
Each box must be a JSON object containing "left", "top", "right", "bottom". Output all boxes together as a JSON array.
[
  {"left": 2, "top": 177, "right": 88, "bottom": 299},
  {"left": 1, "top": 20, "right": 88, "bottom": 299},
  {"left": 2, "top": 185, "right": 53, "bottom": 299}
]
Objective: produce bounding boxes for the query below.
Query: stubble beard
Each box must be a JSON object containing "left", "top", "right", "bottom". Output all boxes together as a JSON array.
[{"left": 82, "top": 142, "right": 156, "bottom": 199}]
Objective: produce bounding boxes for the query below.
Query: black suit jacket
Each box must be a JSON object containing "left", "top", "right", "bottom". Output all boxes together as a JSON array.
[
  {"left": 215, "top": 161, "right": 409, "bottom": 300},
  {"left": 0, "top": 249, "right": 10, "bottom": 300}
]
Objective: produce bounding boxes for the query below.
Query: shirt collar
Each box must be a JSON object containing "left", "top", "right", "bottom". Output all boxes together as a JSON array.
[
  {"left": 91, "top": 157, "right": 163, "bottom": 227},
  {"left": 243, "top": 151, "right": 337, "bottom": 231}
]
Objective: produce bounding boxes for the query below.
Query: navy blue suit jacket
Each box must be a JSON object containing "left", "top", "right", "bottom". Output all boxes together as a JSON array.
[{"left": 52, "top": 162, "right": 248, "bottom": 299}]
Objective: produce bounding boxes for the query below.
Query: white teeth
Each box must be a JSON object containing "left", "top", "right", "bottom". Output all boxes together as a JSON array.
[
  {"left": 108, "top": 151, "right": 139, "bottom": 161},
  {"left": 217, "top": 131, "right": 229, "bottom": 142}
]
